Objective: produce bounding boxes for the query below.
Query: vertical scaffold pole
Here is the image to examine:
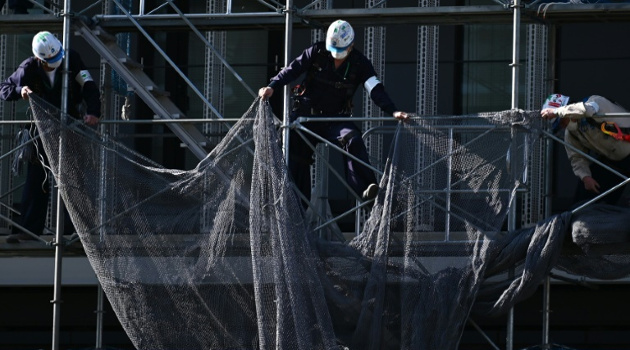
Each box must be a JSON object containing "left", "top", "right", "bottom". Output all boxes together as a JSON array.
[
  {"left": 95, "top": 283, "right": 105, "bottom": 348},
  {"left": 542, "top": 23, "right": 557, "bottom": 350},
  {"left": 282, "top": 0, "right": 293, "bottom": 163},
  {"left": 511, "top": 0, "right": 520, "bottom": 110},
  {"left": 52, "top": 0, "right": 71, "bottom": 349},
  {"left": 507, "top": 0, "right": 521, "bottom": 349}
]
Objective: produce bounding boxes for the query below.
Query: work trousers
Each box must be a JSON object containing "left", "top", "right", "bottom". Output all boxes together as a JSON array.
[
  {"left": 289, "top": 117, "right": 377, "bottom": 204},
  {"left": 18, "top": 161, "right": 74, "bottom": 236}
]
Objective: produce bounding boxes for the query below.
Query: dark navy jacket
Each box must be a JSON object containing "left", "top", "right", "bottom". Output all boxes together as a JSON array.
[
  {"left": 268, "top": 42, "right": 397, "bottom": 116},
  {"left": 0, "top": 49, "right": 101, "bottom": 119}
]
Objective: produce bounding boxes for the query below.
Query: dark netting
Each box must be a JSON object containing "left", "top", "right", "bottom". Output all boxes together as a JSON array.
[
  {"left": 341, "top": 110, "right": 538, "bottom": 349},
  {"left": 27, "top": 94, "right": 630, "bottom": 350}
]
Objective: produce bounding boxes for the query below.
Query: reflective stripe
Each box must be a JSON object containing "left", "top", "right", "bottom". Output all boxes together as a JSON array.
[
  {"left": 75, "top": 70, "right": 93, "bottom": 87},
  {"left": 363, "top": 76, "right": 381, "bottom": 94}
]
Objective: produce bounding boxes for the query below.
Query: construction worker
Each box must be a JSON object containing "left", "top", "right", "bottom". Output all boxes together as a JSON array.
[
  {"left": 0, "top": 31, "right": 101, "bottom": 243},
  {"left": 259, "top": 19, "right": 409, "bottom": 206},
  {"left": 541, "top": 95, "right": 630, "bottom": 206}
]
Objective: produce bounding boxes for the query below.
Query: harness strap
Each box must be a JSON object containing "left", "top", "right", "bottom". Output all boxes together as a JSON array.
[
  {"left": 312, "top": 76, "right": 355, "bottom": 90},
  {"left": 581, "top": 118, "right": 630, "bottom": 139},
  {"left": 600, "top": 121, "right": 630, "bottom": 142},
  {"left": 337, "top": 130, "right": 361, "bottom": 147},
  {"left": 295, "top": 44, "right": 359, "bottom": 115}
]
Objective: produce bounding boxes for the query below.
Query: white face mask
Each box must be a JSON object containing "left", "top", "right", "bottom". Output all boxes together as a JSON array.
[{"left": 331, "top": 48, "right": 349, "bottom": 60}]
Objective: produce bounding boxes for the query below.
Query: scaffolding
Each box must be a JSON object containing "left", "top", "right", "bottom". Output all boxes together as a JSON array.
[{"left": 2, "top": 0, "right": 630, "bottom": 349}]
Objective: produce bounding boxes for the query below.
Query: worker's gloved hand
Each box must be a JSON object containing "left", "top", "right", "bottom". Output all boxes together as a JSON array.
[
  {"left": 21, "top": 86, "right": 33, "bottom": 100},
  {"left": 541, "top": 108, "right": 557, "bottom": 120},
  {"left": 259, "top": 87, "right": 274, "bottom": 99},
  {"left": 582, "top": 176, "right": 600, "bottom": 194},
  {"left": 393, "top": 111, "right": 409, "bottom": 121},
  {"left": 83, "top": 114, "right": 100, "bottom": 126}
]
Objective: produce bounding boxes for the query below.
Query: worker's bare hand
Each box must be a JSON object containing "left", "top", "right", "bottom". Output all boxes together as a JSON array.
[
  {"left": 541, "top": 108, "right": 557, "bottom": 120},
  {"left": 83, "top": 114, "right": 100, "bottom": 126},
  {"left": 21, "top": 86, "right": 33, "bottom": 100},
  {"left": 582, "top": 176, "right": 600, "bottom": 194},
  {"left": 393, "top": 111, "right": 410, "bottom": 121},
  {"left": 259, "top": 87, "right": 274, "bottom": 99}
]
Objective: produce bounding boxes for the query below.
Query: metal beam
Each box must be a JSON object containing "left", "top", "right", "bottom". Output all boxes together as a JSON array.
[
  {"left": 0, "top": 14, "right": 62, "bottom": 34},
  {"left": 3, "top": 4, "right": 630, "bottom": 34},
  {"left": 300, "top": 4, "right": 630, "bottom": 25}
]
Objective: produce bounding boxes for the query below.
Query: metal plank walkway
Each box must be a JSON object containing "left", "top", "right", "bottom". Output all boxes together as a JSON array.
[{"left": 74, "top": 19, "right": 211, "bottom": 160}]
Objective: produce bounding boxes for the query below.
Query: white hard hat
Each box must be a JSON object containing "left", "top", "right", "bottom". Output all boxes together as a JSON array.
[
  {"left": 326, "top": 20, "right": 354, "bottom": 59},
  {"left": 541, "top": 93, "right": 570, "bottom": 132},
  {"left": 32, "top": 31, "right": 65, "bottom": 68}
]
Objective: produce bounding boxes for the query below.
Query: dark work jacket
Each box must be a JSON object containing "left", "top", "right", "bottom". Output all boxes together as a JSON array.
[
  {"left": 268, "top": 42, "right": 397, "bottom": 116},
  {"left": 0, "top": 49, "right": 101, "bottom": 119}
]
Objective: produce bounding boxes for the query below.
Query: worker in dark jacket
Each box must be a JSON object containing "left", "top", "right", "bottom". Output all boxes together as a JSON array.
[
  {"left": 259, "top": 19, "right": 408, "bottom": 205},
  {"left": 0, "top": 31, "right": 101, "bottom": 243}
]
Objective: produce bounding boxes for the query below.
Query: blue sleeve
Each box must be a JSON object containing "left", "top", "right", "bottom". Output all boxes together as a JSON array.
[
  {"left": 268, "top": 44, "right": 318, "bottom": 90},
  {"left": 370, "top": 84, "right": 397, "bottom": 116},
  {"left": 0, "top": 58, "right": 34, "bottom": 101},
  {"left": 355, "top": 55, "right": 397, "bottom": 115},
  {"left": 69, "top": 50, "right": 101, "bottom": 117}
]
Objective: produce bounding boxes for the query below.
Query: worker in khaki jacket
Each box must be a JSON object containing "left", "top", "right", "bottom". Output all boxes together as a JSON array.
[{"left": 542, "top": 95, "right": 630, "bottom": 205}]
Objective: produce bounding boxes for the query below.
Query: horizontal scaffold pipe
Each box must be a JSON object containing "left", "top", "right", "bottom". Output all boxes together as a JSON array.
[
  {"left": 0, "top": 119, "right": 243, "bottom": 125},
  {"left": 595, "top": 113, "right": 630, "bottom": 118},
  {"left": 3, "top": 4, "right": 630, "bottom": 34},
  {"left": 300, "top": 4, "right": 630, "bottom": 25}
]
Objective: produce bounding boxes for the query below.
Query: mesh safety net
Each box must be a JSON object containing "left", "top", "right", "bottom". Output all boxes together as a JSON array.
[{"left": 27, "top": 94, "right": 630, "bottom": 350}]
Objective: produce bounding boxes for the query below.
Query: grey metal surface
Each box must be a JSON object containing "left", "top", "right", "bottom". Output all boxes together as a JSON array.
[{"left": 3, "top": 4, "right": 630, "bottom": 34}]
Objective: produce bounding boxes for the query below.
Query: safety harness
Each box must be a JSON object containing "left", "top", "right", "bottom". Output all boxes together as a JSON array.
[
  {"left": 32, "top": 61, "right": 80, "bottom": 118},
  {"left": 292, "top": 44, "right": 359, "bottom": 115},
  {"left": 600, "top": 121, "right": 630, "bottom": 142},
  {"left": 582, "top": 117, "right": 630, "bottom": 142}
]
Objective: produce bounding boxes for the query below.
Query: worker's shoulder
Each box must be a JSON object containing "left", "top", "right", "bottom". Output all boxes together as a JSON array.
[
  {"left": 306, "top": 41, "right": 326, "bottom": 54},
  {"left": 347, "top": 49, "right": 372, "bottom": 68},
  {"left": 17, "top": 56, "right": 38, "bottom": 68},
  {"left": 590, "top": 95, "right": 629, "bottom": 113}
]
